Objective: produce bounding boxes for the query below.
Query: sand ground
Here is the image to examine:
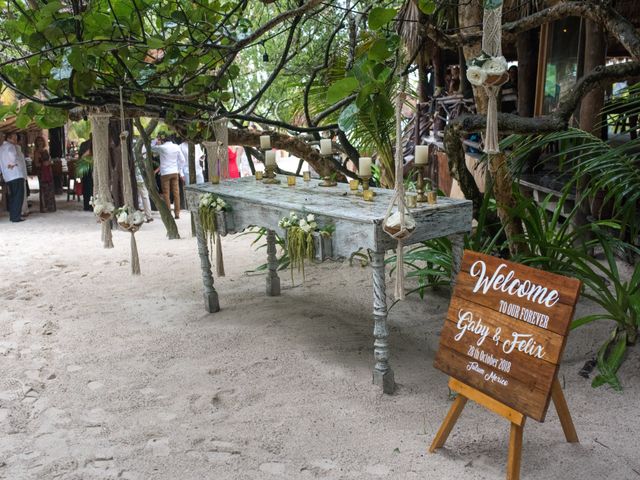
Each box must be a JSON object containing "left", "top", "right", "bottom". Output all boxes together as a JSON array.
[{"left": 0, "top": 195, "right": 639, "bottom": 480}]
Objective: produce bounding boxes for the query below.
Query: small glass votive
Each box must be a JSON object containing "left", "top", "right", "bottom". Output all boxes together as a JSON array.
[
  {"left": 363, "top": 190, "right": 374, "bottom": 202},
  {"left": 405, "top": 192, "right": 417, "bottom": 208},
  {"left": 255, "top": 171, "right": 264, "bottom": 180},
  {"left": 287, "top": 175, "right": 296, "bottom": 186},
  {"left": 427, "top": 191, "right": 437, "bottom": 204},
  {"left": 211, "top": 176, "right": 220, "bottom": 184},
  {"left": 349, "top": 179, "right": 360, "bottom": 191},
  {"left": 303, "top": 171, "right": 311, "bottom": 182}
]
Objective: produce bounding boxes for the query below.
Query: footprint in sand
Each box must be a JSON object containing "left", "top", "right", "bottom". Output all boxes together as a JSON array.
[
  {"left": 145, "top": 437, "right": 170, "bottom": 457},
  {"left": 87, "top": 381, "right": 104, "bottom": 391}
]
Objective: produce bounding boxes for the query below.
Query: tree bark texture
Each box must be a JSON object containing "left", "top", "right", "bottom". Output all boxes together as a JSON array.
[{"left": 516, "top": 29, "right": 539, "bottom": 118}]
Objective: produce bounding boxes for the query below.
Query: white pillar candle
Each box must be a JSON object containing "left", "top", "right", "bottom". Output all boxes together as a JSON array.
[
  {"left": 260, "top": 135, "right": 271, "bottom": 149},
  {"left": 320, "top": 138, "right": 332, "bottom": 156},
  {"left": 415, "top": 145, "right": 429, "bottom": 165},
  {"left": 265, "top": 150, "right": 276, "bottom": 166},
  {"left": 359, "top": 157, "right": 372, "bottom": 177}
]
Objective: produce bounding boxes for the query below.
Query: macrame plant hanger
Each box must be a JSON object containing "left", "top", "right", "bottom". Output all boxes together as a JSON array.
[
  {"left": 90, "top": 112, "right": 114, "bottom": 249},
  {"left": 119, "top": 86, "right": 142, "bottom": 275},
  {"left": 201, "top": 119, "right": 228, "bottom": 277},
  {"left": 382, "top": 77, "right": 414, "bottom": 300},
  {"left": 213, "top": 119, "right": 230, "bottom": 179},
  {"left": 482, "top": 0, "right": 505, "bottom": 154}
]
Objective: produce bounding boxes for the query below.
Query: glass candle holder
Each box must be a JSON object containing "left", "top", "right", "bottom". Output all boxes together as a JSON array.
[
  {"left": 405, "top": 192, "right": 417, "bottom": 208},
  {"left": 255, "top": 171, "right": 264, "bottom": 180},
  {"left": 287, "top": 175, "right": 296, "bottom": 186},
  {"left": 349, "top": 179, "right": 360, "bottom": 192},
  {"left": 427, "top": 191, "right": 438, "bottom": 204},
  {"left": 211, "top": 175, "right": 220, "bottom": 185},
  {"left": 303, "top": 171, "right": 311, "bottom": 182},
  {"left": 363, "top": 190, "right": 375, "bottom": 202}
]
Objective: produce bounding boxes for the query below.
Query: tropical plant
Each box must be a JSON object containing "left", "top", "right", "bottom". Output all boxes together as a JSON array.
[{"left": 240, "top": 227, "right": 290, "bottom": 274}]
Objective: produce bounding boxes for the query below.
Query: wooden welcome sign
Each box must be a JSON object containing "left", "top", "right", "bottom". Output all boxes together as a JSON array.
[{"left": 430, "top": 250, "right": 582, "bottom": 480}]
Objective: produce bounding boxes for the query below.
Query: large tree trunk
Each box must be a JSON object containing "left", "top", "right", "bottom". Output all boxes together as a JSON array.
[
  {"left": 516, "top": 29, "right": 539, "bottom": 117},
  {"left": 578, "top": 20, "right": 607, "bottom": 223}
]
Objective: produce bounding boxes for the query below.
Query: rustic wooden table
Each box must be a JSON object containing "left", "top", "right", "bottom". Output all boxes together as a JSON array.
[{"left": 185, "top": 176, "right": 472, "bottom": 393}]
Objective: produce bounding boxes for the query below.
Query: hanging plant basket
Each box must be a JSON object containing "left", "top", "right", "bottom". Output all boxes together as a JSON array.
[
  {"left": 383, "top": 210, "right": 416, "bottom": 240},
  {"left": 118, "top": 222, "right": 141, "bottom": 234},
  {"left": 98, "top": 211, "right": 113, "bottom": 223}
]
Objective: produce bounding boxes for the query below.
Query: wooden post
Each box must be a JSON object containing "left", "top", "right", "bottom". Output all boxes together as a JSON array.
[
  {"left": 429, "top": 395, "right": 467, "bottom": 453},
  {"left": 551, "top": 378, "right": 579, "bottom": 443},
  {"left": 507, "top": 418, "right": 526, "bottom": 480}
]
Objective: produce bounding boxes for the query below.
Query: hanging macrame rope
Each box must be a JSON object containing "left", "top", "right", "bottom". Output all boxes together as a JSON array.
[
  {"left": 213, "top": 119, "right": 229, "bottom": 179},
  {"left": 119, "top": 86, "right": 141, "bottom": 275},
  {"left": 382, "top": 77, "right": 414, "bottom": 301},
  {"left": 482, "top": 1, "right": 505, "bottom": 154},
  {"left": 90, "top": 112, "right": 114, "bottom": 249},
  {"left": 201, "top": 139, "right": 225, "bottom": 277},
  {"left": 466, "top": 0, "right": 507, "bottom": 154}
]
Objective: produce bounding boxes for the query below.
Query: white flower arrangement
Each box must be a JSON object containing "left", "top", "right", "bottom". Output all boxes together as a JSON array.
[
  {"left": 466, "top": 66, "right": 487, "bottom": 87},
  {"left": 89, "top": 196, "right": 115, "bottom": 220},
  {"left": 278, "top": 212, "right": 318, "bottom": 233},
  {"left": 199, "top": 193, "right": 228, "bottom": 212},
  {"left": 466, "top": 51, "right": 508, "bottom": 86},
  {"left": 113, "top": 206, "right": 146, "bottom": 227}
]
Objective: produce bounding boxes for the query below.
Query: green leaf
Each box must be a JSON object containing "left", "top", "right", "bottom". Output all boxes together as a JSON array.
[
  {"left": 147, "top": 36, "right": 165, "bottom": 49},
  {"left": 326, "top": 77, "right": 359, "bottom": 104},
  {"left": 418, "top": 0, "right": 436, "bottom": 14},
  {"left": 130, "top": 92, "right": 146, "bottom": 106},
  {"left": 15, "top": 109, "right": 31, "bottom": 129},
  {"left": 368, "top": 39, "right": 393, "bottom": 62},
  {"left": 0, "top": 104, "right": 16, "bottom": 121},
  {"left": 68, "top": 47, "right": 87, "bottom": 71},
  {"left": 368, "top": 7, "right": 396, "bottom": 30}
]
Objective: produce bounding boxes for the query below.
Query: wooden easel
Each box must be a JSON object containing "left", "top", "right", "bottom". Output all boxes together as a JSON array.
[{"left": 429, "top": 377, "right": 578, "bottom": 480}]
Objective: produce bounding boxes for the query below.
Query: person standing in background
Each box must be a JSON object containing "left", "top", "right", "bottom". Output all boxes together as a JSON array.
[
  {"left": 14, "top": 136, "right": 29, "bottom": 217},
  {"left": 0, "top": 133, "right": 26, "bottom": 222},
  {"left": 152, "top": 134, "right": 185, "bottom": 219},
  {"left": 227, "top": 146, "right": 240, "bottom": 179},
  {"left": 33, "top": 136, "right": 56, "bottom": 213},
  {"left": 179, "top": 140, "right": 205, "bottom": 184},
  {"left": 78, "top": 136, "right": 93, "bottom": 212}
]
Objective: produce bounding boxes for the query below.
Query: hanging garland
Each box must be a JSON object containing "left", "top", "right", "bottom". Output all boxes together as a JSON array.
[{"left": 198, "top": 193, "right": 229, "bottom": 277}]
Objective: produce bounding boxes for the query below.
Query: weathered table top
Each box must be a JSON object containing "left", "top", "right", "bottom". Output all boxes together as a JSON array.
[{"left": 185, "top": 177, "right": 472, "bottom": 256}]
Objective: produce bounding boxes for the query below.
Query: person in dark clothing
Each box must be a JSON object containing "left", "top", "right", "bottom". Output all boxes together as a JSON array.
[{"left": 78, "top": 136, "right": 94, "bottom": 211}]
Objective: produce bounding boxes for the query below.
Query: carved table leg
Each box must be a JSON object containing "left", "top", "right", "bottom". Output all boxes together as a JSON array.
[
  {"left": 266, "top": 229, "right": 281, "bottom": 296},
  {"left": 450, "top": 233, "right": 465, "bottom": 288},
  {"left": 371, "top": 250, "right": 395, "bottom": 394},
  {"left": 193, "top": 210, "right": 220, "bottom": 313}
]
